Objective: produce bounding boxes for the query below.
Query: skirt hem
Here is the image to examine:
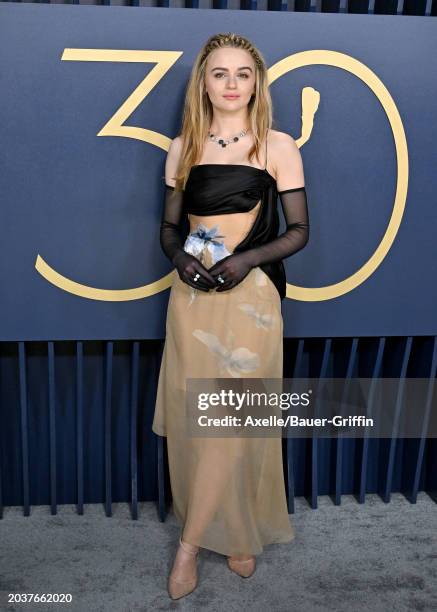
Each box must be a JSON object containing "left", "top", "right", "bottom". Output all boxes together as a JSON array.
[{"left": 173, "top": 507, "right": 295, "bottom": 557}]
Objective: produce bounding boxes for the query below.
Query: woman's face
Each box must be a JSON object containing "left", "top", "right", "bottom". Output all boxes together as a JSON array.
[{"left": 204, "top": 47, "right": 256, "bottom": 113}]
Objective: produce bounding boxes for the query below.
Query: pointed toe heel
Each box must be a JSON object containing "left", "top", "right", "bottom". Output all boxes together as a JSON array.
[
  {"left": 167, "top": 537, "right": 200, "bottom": 600},
  {"left": 227, "top": 555, "right": 256, "bottom": 578},
  {"left": 168, "top": 575, "right": 198, "bottom": 600}
]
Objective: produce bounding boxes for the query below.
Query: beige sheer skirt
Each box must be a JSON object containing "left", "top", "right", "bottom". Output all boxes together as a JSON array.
[{"left": 152, "top": 206, "right": 295, "bottom": 556}]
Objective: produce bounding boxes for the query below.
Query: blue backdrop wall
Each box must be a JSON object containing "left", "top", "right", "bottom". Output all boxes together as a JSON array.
[{"left": 0, "top": 2, "right": 435, "bottom": 517}]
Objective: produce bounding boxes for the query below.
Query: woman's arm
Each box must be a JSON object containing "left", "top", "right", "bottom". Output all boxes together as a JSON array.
[
  {"left": 159, "top": 138, "right": 217, "bottom": 291},
  {"left": 249, "top": 133, "right": 309, "bottom": 267},
  {"left": 159, "top": 137, "right": 186, "bottom": 263}
]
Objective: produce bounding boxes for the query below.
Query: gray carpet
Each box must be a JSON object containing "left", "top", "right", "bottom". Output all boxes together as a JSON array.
[{"left": 0, "top": 493, "right": 436, "bottom": 611}]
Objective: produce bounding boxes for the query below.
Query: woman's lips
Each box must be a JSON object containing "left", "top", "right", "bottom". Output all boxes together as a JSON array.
[{"left": 224, "top": 95, "right": 240, "bottom": 99}]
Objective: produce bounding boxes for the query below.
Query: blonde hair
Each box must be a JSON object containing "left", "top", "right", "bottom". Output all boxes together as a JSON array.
[{"left": 173, "top": 32, "right": 274, "bottom": 191}]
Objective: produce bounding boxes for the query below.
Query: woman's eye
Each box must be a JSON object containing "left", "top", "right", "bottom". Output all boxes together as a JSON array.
[{"left": 215, "top": 73, "right": 249, "bottom": 79}]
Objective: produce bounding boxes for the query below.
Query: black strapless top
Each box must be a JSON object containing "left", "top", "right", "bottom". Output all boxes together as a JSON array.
[
  {"left": 182, "top": 164, "right": 287, "bottom": 301},
  {"left": 184, "top": 164, "right": 275, "bottom": 214}
]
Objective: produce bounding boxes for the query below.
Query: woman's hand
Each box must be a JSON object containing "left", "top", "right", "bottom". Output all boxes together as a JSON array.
[
  {"left": 173, "top": 251, "right": 217, "bottom": 292},
  {"left": 208, "top": 252, "right": 256, "bottom": 292}
]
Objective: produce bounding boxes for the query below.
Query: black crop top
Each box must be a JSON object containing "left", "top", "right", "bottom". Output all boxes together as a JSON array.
[
  {"left": 183, "top": 164, "right": 274, "bottom": 215},
  {"left": 160, "top": 146, "right": 309, "bottom": 300}
]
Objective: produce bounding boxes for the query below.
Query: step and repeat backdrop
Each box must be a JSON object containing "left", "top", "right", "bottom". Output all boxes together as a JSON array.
[{"left": 1, "top": 4, "right": 436, "bottom": 340}]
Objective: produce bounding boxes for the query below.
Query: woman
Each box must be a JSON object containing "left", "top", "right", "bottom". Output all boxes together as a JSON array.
[{"left": 152, "top": 32, "right": 309, "bottom": 599}]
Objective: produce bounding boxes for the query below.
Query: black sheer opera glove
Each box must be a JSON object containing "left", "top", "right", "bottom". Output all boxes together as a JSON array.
[
  {"left": 209, "top": 187, "right": 309, "bottom": 292},
  {"left": 160, "top": 185, "right": 216, "bottom": 292}
]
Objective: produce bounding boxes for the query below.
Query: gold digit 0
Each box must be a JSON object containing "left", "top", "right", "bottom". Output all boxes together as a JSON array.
[{"left": 268, "top": 50, "right": 408, "bottom": 301}]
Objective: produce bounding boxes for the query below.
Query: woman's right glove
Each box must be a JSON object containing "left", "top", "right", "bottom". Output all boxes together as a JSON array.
[
  {"left": 160, "top": 184, "right": 216, "bottom": 292},
  {"left": 172, "top": 250, "right": 216, "bottom": 292}
]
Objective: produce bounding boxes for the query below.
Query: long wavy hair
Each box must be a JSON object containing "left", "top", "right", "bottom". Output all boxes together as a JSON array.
[{"left": 173, "top": 32, "right": 274, "bottom": 191}]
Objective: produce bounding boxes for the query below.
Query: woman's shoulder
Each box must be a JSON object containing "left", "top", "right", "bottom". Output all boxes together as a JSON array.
[
  {"left": 267, "top": 129, "right": 304, "bottom": 189},
  {"left": 268, "top": 129, "right": 298, "bottom": 151},
  {"left": 167, "top": 135, "right": 183, "bottom": 158},
  {"left": 267, "top": 129, "right": 302, "bottom": 180}
]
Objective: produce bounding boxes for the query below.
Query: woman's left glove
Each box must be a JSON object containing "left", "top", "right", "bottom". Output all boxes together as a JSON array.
[
  {"left": 208, "top": 251, "right": 257, "bottom": 292},
  {"left": 209, "top": 186, "right": 310, "bottom": 292}
]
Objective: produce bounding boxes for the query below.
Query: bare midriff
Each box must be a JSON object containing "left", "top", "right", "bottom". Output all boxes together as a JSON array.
[{"left": 187, "top": 200, "right": 261, "bottom": 253}]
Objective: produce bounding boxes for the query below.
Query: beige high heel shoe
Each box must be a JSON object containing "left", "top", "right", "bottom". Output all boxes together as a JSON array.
[
  {"left": 167, "top": 537, "right": 200, "bottom": 600},
  {"left": 227, "top": 555, "right": 256, "bottom": 578}
]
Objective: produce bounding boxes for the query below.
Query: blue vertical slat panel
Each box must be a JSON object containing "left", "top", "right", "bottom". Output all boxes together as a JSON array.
[
  {"left": 286, "top": 339, "right": 305, "bottom": 514},
  {"left": 104, "top": 341, "right": 113, "bottom": 517},
  {"left": 130, "top": 341, "right": 140, "bottom": 520},
  {"left": 156, "top": 341, "right": 166, "bottom": 522},
  {"left": 402, "top": 0, "right": 428, "bottom": 16},
  {"left": 0, "top": 341, "right": 2, "bottom": 519},
  {"left": 240, "top": 0, "right": 258, "bottom": 9},
  {"left": 408, "top": 336, "right": 437, "bottom": 503},
  {"left": 367, "top": 0, "right": 375, "bottom": 14},
  {"left": 373, "top": 0, "right": 398, "bottom": 15},
  {"left": 428, "top": 438, "right": 437, "bottom": 502},
  {"left": 294, "top": 0, "right": 312, "bottom": 11},
  {"left": 268, "top": 0, "right": 284, "bottom": 10},
  {"left": 47, "top": 342, "right": 57, "bottom": 514},
  {"left": 395, "top": 0, "right": 405, "bottom": 15},
  {"left": 321, "top": 0, "right": 341, "bottom": 12},
  {"left": 157, "top": 434, "right": 166, "bottom": 521},
  {"left": 76, "top": 341, "right": 84, "bottom": 515},
  {"left": 310, "top": 338, "right": 332, "bottom": 509},
  {"left": 18, "top": 342, "right": 30, "bottom": 516},
  {"left": 346, "top": 0, "right": 371, "bottom": 13},
  {"left": 358, "top": 337, "right": 385, "bottom": 503},
  {"left": 0, "top": 345, "right": 2, "bottom": 519},
  {"left": 382, "top": 336, "right": 412, "bottom": 502},
  {"left": 0, "top": 423, "right": 2, "bottom": 519},
  {"left": 334, "top": 337, "right": 359, "bottom": 505}
]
